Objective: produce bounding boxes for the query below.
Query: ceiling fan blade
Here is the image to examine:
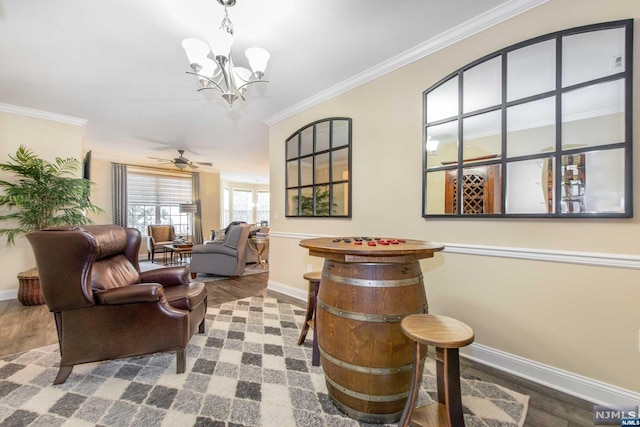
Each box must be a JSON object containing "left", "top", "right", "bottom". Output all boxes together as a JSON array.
[
  {"left": 194, "top": 162, "right": 213, "bottom": 166},
  {"left": 188, "top": 163, "right": 199, "bottom": 169}
]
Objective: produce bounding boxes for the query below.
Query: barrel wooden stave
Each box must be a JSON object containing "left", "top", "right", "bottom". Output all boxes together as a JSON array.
[{"left": 317, "top": 259, "right": 428, "bottom": 422}]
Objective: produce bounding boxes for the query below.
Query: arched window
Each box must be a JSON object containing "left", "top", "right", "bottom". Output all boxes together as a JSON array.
[
  {"left": 423, "top": 20, "right": 633, "bottom": 218},
  {"left": 286, "top": 118, "right": 352, "bottom": 217}
]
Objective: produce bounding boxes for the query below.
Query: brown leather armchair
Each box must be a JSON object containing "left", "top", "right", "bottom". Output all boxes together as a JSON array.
[{"left": 26, "top": 224, "right": 207, "bottom": 385}]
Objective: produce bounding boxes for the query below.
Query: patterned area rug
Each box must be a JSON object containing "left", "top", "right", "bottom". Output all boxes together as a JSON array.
[{"left": 0, "top": 297, "right": 528, "bottom": 426}]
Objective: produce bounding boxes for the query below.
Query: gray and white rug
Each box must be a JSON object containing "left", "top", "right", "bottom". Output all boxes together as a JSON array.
[{"left": 0, "top": 297, "right": 528, "bottom": 426}]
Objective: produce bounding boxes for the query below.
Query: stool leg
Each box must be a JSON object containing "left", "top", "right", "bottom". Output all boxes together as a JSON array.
[
  {"left": 398, "top": 340, "right": 424, "bottom": 427},
  {"left": 436, "top": 347, "right": 464, "bottom": 427},
  {"left": 311, "top": 280, "right": 320, "bottom": 366},
  {"left": 297, "top": 281, "right": 316, "bottom": 345}
]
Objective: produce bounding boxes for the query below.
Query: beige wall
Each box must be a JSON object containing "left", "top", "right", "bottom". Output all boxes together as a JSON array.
[
  {"left": 268, "top": 0, "right": 640, "bottom": 396},
  {"left": 200, "top": 171, "right": 222, "bottom": 238},
  {"left": 0, "top": 109, "right": 85, "bottom": 295}
]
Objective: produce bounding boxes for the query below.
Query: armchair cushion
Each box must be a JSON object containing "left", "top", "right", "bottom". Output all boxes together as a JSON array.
[{"left": 91, "top": 255, "right": 140, "bottom": 291}]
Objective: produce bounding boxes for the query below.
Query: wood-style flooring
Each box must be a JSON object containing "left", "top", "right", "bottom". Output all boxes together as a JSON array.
[{"left": 0, "top": 267, "right": 594, "bottom": 426}]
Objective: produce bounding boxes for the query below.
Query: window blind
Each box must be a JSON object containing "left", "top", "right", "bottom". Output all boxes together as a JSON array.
[{"left": 127, "top": 171, "right": 192, "bottom": 205}]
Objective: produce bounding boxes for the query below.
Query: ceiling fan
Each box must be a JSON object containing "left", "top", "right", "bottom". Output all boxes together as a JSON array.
[{"left": 149, "top": 150, "right": 213, "bottom": 169}]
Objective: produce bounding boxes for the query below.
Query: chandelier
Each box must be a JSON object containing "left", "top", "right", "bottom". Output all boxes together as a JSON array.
[{"left": 181, "top": 0, "right": 270, "bottom": 108}]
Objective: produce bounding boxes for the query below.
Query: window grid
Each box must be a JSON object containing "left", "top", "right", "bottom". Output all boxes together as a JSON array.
[
  {"left": 232, "top": 189, "right": 253, "bottom": 224},
  {"left": 423, "top": 20, "right": 632, "bottom": 218},
  {"left": 285, "top": 117, "right": 352, "bottom": 217}
]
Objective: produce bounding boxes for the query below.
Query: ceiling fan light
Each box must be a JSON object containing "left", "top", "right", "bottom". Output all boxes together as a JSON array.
[
  {"left": 175, "top": 162, "right": 188, "bottom": 169},
  {"left": 245, "top": 47, "right": 269, "bottom": 77},
  {"left": 181, "top": 38, "right": 210, "bottom": 66}
]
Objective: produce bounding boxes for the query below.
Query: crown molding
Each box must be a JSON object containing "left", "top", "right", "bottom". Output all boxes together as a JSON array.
[
  {"left": 0, "top": 103, "right": 87, "bottom": 128},
  {"left": 264, "top": 0, "right": 550, "bottom": 127}
]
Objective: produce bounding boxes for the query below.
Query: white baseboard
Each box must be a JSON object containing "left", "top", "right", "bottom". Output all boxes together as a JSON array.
[
  {"left": 0, "top": 289, "right": 18, "bottom": 301},
  {"left": 462, "top": 343, "right": 640, "bottom": 407},
  {"left": 269, "top": 278, "right": 640, "bottom": 408},
  {"left": 267, "top": 279, "right": 308, "bottom": 303}
]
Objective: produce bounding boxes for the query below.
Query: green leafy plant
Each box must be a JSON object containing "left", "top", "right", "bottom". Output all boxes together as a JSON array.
[
  {"left": 294, "top": 187, "right": 335, "bottom": 216},
  {"left": 0, "top": 145, "right": 102, "bottom": 245}
]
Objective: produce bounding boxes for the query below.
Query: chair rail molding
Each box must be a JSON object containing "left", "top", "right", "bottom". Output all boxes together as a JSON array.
[
  {"left": 270, "top": 230, "right": 640, "bottom": 408},
  {"left": 270, "top": 231, "right": 640, "bottom": 270}
]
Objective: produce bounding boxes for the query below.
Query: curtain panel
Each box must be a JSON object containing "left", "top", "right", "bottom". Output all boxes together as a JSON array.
[{"left": 111, "top": 163, "right": 127, "bottom": 227}]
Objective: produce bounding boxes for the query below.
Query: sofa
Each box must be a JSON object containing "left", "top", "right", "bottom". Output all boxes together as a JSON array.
[{"left": 26, "top": 224, "right": 207, "bottom": 384}]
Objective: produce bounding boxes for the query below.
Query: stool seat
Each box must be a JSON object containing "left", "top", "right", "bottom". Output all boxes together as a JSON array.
[
  {"left": 303, "top": 271, "right": 322, "bottom": 282},
  {"left": 402, "top": 314, "right": 474, "bottom": 348},
  {"left": 399, "top": 314, "right": 474, "bottom": 427},
  {"left": 298, "top": 271, "right": 322, "bottom": 366}
]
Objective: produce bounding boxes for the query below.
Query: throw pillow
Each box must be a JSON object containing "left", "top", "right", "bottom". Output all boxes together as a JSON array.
[{"left": 213, "top": 229, "right": 225, "bottom": 241}]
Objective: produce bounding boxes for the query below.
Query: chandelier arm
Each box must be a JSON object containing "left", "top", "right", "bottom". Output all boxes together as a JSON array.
[
  {"left": 185, "top": 71, "right": 225, "bottom": 94},
  {"left": 232, "top": 78, "right": 269, "bottom": 96}
]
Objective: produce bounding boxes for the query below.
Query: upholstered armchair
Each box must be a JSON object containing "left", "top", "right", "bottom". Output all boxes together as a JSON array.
[
  {"left": 190, "top": 222, "right": 251, "bottom": 278},
  {"left": 209, "top": 225, "right": 269, "bottom": 265},
  {"left": 147, "top": 224, "right": 176, "bottom": 263},
  {"left": 27, "top": 224, "right": 207, "bottom": 385}
]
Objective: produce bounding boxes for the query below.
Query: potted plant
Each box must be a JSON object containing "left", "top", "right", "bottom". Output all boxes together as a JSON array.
[{"left": 0, "top": 145, "right": 102, "bottom": 305}]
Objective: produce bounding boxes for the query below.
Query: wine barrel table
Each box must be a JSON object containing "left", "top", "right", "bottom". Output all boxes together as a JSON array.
[{"left": 299, "top": 237, "right": 444, "bottom": 424}]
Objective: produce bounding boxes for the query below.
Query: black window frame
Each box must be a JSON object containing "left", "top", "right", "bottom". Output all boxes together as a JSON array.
[
  {"left": 285, "top": 117, "right": 352, "bottom": 218},
  {"left": 422, "top": 19, "right": 633, "bottom": 219}
]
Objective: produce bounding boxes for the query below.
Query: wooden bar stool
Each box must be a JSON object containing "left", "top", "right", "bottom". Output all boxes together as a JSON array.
[
  {"left": 297, "top": 271, "right": 322, "bottom": 366},
  {"left": 399, "top": 314, "right": 474, "bottom": 427}
]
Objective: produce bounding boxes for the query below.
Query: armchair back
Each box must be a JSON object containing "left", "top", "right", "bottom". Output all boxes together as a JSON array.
[
  {"left": 148, "top": 225, "right": 175, "bottom": 243},
  {"left": 27, "top": 225, "right": 142, "bottom": 311}
]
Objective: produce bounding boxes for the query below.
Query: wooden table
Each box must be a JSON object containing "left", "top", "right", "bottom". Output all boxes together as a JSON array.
[
  {"left": 163, "top": 244, "right": 193, "bottom": 266},
  {"left": 247, "top": 236, "right": 269, "bottom": 268},
  {"left": 299, "top": 237, "right": 444, "bottom": 423}
]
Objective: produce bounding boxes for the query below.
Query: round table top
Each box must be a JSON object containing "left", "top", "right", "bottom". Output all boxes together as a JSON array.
[{"left": 299, "top": 237, "right": 443, "bottom": 263}]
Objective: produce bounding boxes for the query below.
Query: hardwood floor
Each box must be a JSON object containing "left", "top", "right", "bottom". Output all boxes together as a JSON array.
[{"left": 0, "top": 268, "right": 594, "bottom": 426}]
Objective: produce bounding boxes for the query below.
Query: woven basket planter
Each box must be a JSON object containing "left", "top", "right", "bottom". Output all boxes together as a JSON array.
[{"left": 17, "top": 268, "right": 45, "bottom": 306}]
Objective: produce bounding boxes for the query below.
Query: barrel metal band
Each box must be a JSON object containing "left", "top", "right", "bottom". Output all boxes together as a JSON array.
[
  {"left": 318, "top": 345, "right": 426, "bottom": 375},
  {"left": 328, "top": 397, "right": 403, "bottom": 424},
  {"left": 323, "top": 272, "right": 423, "bottom": 288},
  {"left": 325, "top": 375, "right": 409, "bottom": 402},
  {"left": 317, "top": 300, "right": 428, "bottom": 322}
]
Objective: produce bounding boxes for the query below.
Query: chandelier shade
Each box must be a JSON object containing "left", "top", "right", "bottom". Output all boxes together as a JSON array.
[{"left": 182, "top": 1, "right": 269, "bottom": 109}]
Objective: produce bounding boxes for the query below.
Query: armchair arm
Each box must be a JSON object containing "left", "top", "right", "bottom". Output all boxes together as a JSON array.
[
  {"left": 94, "top": 283, "right": 164, "bottom": 305},
  {"left": 192, "top": 243, "right": 237, "bottom": 257},
  {"left": 139, "top": 266, "right": 189, "bottom": 288}
]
